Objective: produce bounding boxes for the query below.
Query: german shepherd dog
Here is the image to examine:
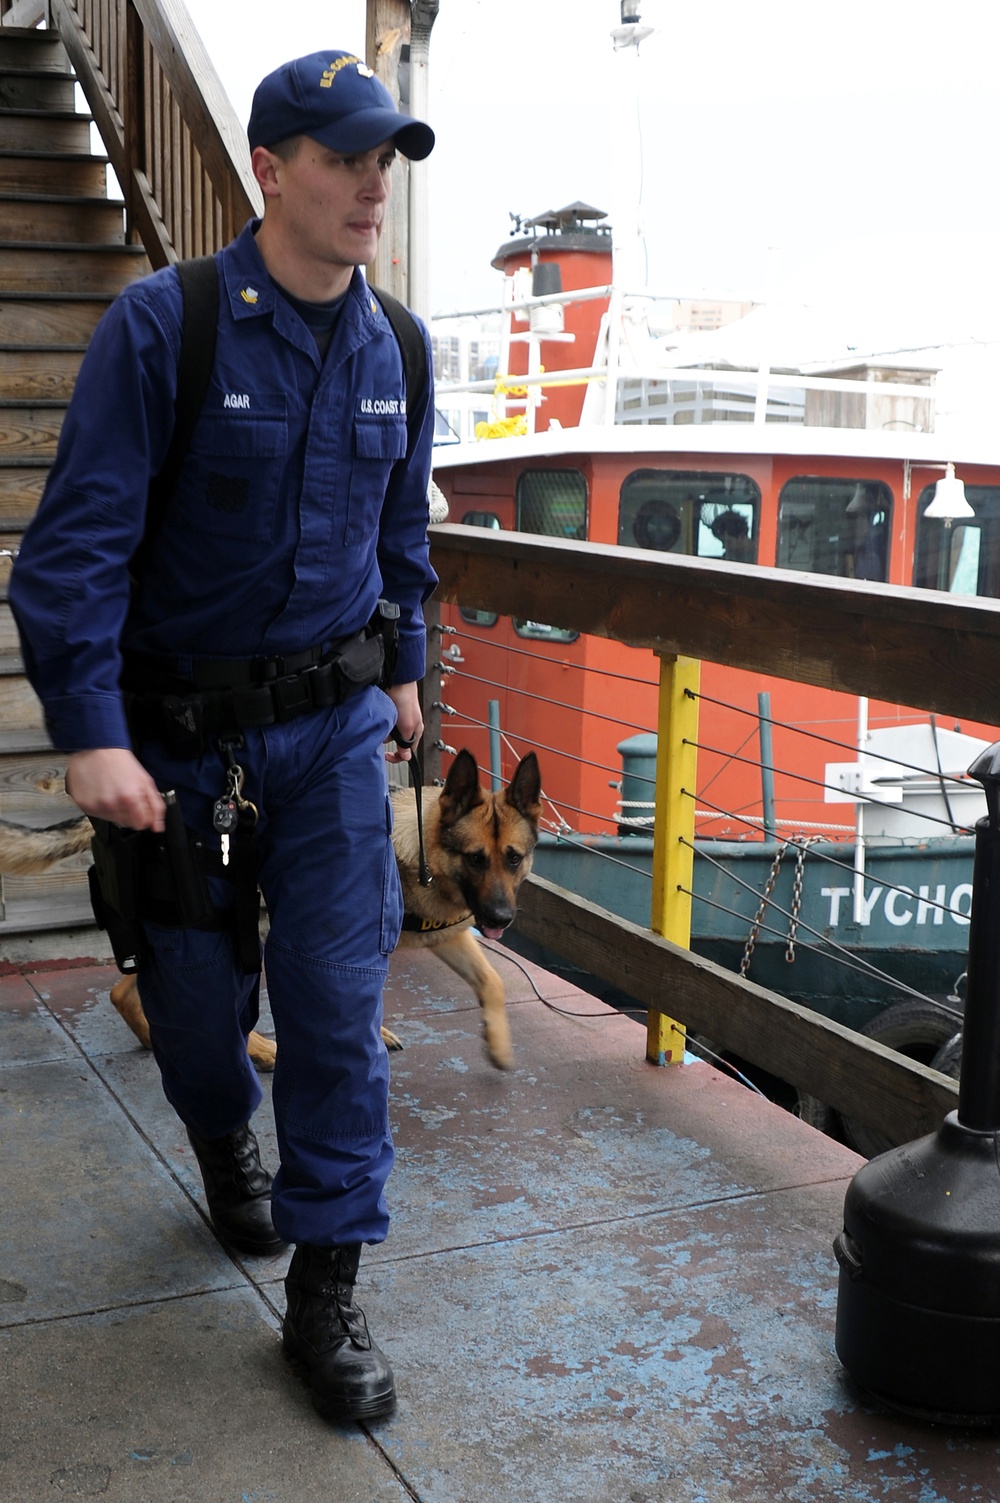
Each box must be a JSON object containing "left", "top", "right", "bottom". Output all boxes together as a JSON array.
[{"left": 0, "top": 749, "right": 541, "bottom": 1072}]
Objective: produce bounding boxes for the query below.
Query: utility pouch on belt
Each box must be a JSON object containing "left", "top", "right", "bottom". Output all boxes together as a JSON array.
[
  {"left": 337, "top": 627, "right": 386, "bottom": 693},
  {"left": 88, "top": 820, "right": 147, "bottom": 975},
  {"left": 371, "top": 598, "right": 400, "bottom": 688}
]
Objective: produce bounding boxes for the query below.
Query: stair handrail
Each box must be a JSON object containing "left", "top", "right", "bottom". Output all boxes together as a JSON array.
[{"left": 3, "top": 0, "right": 261, "bottom": 265}]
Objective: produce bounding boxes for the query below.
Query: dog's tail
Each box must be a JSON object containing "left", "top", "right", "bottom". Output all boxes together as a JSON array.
[{"left": 0, "top": 816, "right": 94, "bottom": 875}]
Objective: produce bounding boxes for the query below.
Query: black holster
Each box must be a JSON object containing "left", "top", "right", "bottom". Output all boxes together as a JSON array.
[
  {"left": 88, "top": 801, "right": 240, "bottom": 977},
  {"left": 372, "top": 598, "right": 400, "bottom": 688},
  {"left": 161, "top": 793, "right": 214, "bottom": 928},
  {"left": 88, "top": 820, "right": 147, "bottom": 975}
]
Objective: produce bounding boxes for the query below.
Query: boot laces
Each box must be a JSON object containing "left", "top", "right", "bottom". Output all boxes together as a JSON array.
[
  {"left": 227, "top": 1130, "right": 269, "bottom": 1195},
  {"left": 299, "top": 1256, "right": 372, "bottom": 1349}
]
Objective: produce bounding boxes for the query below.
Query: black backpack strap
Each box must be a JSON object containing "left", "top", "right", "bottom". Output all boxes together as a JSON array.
[
  {"left": 131, "top": 254, "right": 219, "bottom": 583},
  {"left": 370, "top": 285, "right": 427, "bottom": 443}
]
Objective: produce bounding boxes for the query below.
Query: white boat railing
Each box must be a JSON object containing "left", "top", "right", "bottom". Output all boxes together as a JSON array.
[
  {"left": 431, "top": 282, "right": 936, "bottom": 438},
  {"left": 436, "top": 364, "right": 933, "bottom": 404}
]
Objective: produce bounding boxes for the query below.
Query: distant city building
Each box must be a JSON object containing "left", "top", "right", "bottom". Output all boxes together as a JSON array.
[
  {"left": 432, "top": 332, "right": 499, "bottom": 385},
  {"left": 431, "top": 314, "right": 502, "bottom": 445}
]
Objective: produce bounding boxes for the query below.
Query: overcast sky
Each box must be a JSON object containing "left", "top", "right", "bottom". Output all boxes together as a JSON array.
[{"left": 181, "top": 0, "right": 1000, "bottom": 357}]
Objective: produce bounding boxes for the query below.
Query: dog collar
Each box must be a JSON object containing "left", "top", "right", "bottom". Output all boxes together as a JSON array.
[{"left": 400, "top": 909, "right": 471, "bottom": 934}]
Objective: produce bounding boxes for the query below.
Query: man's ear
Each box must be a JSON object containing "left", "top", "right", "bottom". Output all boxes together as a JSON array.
[{"left": 251, "top": 146, "right": 282, "bottom": 197}]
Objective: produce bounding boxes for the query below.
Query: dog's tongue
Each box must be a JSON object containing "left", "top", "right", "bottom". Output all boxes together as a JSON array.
[{"left": 480, "top": 925, "right": 505, "bottom": 941}]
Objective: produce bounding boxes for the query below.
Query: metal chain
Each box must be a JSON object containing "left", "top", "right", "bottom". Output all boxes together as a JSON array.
[
  {"left": 740, "top": 841, "right": 787, "bottom": 975},
  {"left": 785, "top": 836, "right": 820, "bottom": 963}
]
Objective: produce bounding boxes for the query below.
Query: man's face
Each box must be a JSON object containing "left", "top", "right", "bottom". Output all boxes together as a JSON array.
[{"left": 264, "top": 136, "right": 396, "bottom": 276}]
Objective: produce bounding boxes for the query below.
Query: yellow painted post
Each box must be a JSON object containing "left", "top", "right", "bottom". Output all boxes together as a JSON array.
[{"left": 647, "top": 653, "right": 701, "bottom": 1065}]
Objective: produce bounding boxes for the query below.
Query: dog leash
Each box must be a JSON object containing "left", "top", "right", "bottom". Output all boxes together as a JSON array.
[
  {"left": 410, "top": 753, "right": 432, "bottom": 887},
  {"left": 396, "top": 735, "right": 432, "bottom": 887}
]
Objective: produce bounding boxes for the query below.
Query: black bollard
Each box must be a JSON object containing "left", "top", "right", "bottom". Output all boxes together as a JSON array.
[{"left": 833, "top": 741, "right": 1000, "bottom": 1425}]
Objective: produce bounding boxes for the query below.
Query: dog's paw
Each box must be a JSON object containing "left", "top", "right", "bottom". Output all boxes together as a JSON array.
[
  {"left": 380, "top": 1025, "right": 403, "bottom": 1052},
  {"left": 484, "top": 1028, "right": 514, "bottom": 1071},
  {"left": 248, "top": 1029, "right": 277, "bottom": 1072},
  {"left": 109, "top": 974, "right": 152, "bottom": 1050}
]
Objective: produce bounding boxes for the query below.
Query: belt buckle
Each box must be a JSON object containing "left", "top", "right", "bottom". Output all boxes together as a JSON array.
[{"left": 272, "top": 666, "right": 317, "bottom": 722}]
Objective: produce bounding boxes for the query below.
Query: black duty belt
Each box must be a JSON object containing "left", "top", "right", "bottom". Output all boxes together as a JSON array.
[
  {"left": 142, "top": 638, "right": 349, "bottom": 690},
  {"left": 124, "top": 630, "right": 385, "bottom": 755}
]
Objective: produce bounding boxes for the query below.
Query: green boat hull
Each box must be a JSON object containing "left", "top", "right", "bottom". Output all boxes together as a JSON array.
[{"left": 525, "top": 833, "right": 972, "bottom": 1033}]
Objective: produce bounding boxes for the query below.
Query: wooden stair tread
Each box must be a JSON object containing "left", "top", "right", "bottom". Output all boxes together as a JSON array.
[
  {"left": 0, "top": 290, "right": 115, "bottom": 300},
  {"left": 0, "top": 24, "right": 68, "bottom": 43},
  {"left": 0, "top": 168, "right": 111, "bottom": 197},
  {"left": 0, "top": 727, "right": 53, "bottom": 754},
  {"left": 0, "top": 744, "right": 66, "bottom": 787},
  {"left": 0, "top": 106, "right": 92, "bottom": 121},
  {"left": 0, "top": 344, "right": 89, "bottom": 354},
  {"left": 0, "top": 497, "right": 44, "bottom": 528},
  {"left": 0, "top": 76, "right": 75, "bottom": 104},
  {"left": 0, "top": 238, "right": 145, "bottom": 252},
  {"left": 0, "top": 149, "right": 109, "bottom": 164},
  {"left": 0, "top": 398, "right": 69, "bottom": 408},
  {"left": 0, "top": 892, "right": 97, "bottom": 938},
  {"left": 0, "top": 67, "right": 74, "bottom": 78},
  {"left": 0, "top": 190, "right": 124, "bottom": 206}
]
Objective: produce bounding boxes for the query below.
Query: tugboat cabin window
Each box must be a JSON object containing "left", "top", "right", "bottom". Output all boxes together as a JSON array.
[
  {"left": 777, "top": 477, "right": 891, "bottom": 580},
  {"left": 913, "top": 485, "right": 1000, "bottom": 598},
  {"left": 618, "top": 470, "right": 760, "bottom": 563},
  {"left": 513, "top": 469, "right": 586, "bottom": 642},
  {"left": 458, "top": 511, "right": 501, "bottom": 626}
]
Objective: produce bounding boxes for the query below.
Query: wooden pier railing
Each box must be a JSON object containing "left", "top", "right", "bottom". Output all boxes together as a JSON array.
[{"left": 429, "top": 523, "right": 993, "bottom": 1146}]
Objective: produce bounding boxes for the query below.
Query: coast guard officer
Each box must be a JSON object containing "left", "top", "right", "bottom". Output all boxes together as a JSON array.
[{"left": 10, "top": 51, "right": 437, "bottom": 1424}]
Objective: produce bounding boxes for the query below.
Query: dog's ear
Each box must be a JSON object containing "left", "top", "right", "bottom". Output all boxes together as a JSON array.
[
  {"left": 505, "top": 752, "right": 541, "bottom": 820},
  {"left": 438, "top": 748, "right": 484, "bottom": 825}
]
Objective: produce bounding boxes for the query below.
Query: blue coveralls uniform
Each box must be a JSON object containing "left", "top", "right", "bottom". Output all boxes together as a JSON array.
[{"left": 9, "top": 219, "right": 438, "bottom": 1250}]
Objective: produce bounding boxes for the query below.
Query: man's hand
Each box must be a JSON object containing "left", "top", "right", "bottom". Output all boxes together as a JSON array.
[
  {"left": 65, "top": 748, "right": 166, "bottom": 832},
  {"left": 384, "top": 681, "right": 423, "bottom": 763}
]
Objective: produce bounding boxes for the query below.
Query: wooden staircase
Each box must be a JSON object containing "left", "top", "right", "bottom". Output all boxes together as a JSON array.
[{"left": 0, "top": 24, "right": 149, "bottom": 953}]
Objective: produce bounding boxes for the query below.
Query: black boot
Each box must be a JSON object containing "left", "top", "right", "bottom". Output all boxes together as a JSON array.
[
  {"left": 186, "top": 1122, "right": 286, "bottom": 1256},
  {"left": 283, "top": 1243, "right": 396, "bottom": 1422}
]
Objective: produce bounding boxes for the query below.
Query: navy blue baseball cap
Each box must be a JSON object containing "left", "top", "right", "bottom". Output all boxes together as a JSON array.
[{"left": 248, "top": 51, "right": 435, "bottom": 160}]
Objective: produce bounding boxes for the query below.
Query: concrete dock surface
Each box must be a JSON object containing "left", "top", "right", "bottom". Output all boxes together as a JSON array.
[{"left": 2, "top": 939, "right": 999, "bottom": 1502}]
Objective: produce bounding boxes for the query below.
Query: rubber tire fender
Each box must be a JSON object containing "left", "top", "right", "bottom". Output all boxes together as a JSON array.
[{"left": 842, "top": 999, "right": 963, "bottom": 1159}]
